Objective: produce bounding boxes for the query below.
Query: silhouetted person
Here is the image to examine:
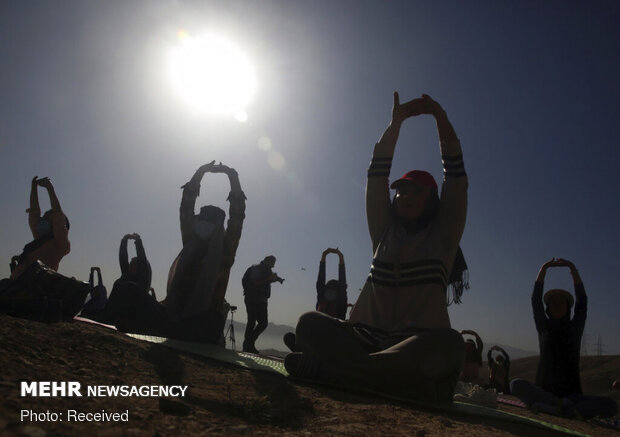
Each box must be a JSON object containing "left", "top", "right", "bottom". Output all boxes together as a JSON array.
[
  {"left": 2, "top": 176, "right": 88, "bottom": 321},
  {"left": 164, "top": 161, "right": 246, "bottom": 343},
  {"left": 242, "top": 255, "right": 284, "bottom": 353},
  {"left": 510, "top": 258, "right": 617, "bottom": 418},
  {"left": 285, "top": 93, "right": 468, "bottom": 403},
  {"left": 11, "top": 176, "right": 70, "bottom": 280},
  {"left": 460, "top": 330, "right": 483, "bottom": 383},
  {"left": 104, "top": 234, "right": 162, "bottom": 331},
  {"left": 487, "top": 345, "right": 510, "bottom": 394},
  {"left": 80, "top": 267, "right": 108, "bottom": 319},
  {"left": 284, "top": 248, "right": 348, "bottom": 352},
  {"left": 119, "top": 233, "right": 152, "bottom": 292},
  {"left": 316, "top": 248, "right": 348, "bottom": 319}
]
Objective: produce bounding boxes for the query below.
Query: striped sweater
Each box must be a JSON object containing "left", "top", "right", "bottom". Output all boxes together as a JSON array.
[{"left": 349, "top": 139, "right": 467, "bottom": 331}]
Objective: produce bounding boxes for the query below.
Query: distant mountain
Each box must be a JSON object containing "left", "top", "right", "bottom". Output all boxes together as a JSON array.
[
  {"left": 262, "top": 322, "right": 296, "bottom": 337},
  {"left": 228, "top": 320, "right": 294, "bottom": 337},
  {"left": 226, "top": 321, "right": 293, "bottom": 353}
]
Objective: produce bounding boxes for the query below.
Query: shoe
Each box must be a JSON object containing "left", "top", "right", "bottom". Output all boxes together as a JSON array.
[
  {"left": 242, "top": 341, "right": 260, "bottom": 354},
  {"left": 242, "top": 345, "right": 260, "bottom": 354},
  {"left": 454, "top": 384, "right": 498, "bottom": 408},
  {"left": 284, "top": 352, "right": 320, "bottom": 378},
  {"left": 454, "top": 381, "right": 473, "bottom": 396},
  {"left": 283, "top": 332, "right": 299, "bottom": 352}
]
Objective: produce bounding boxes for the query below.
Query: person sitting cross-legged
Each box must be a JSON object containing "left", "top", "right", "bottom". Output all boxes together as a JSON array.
[
  {"left": 510, "top": 258, "right": 617, "bottom": 419},
  {"left": 284, "top": 92, "right": 469, "bottom": 403}
]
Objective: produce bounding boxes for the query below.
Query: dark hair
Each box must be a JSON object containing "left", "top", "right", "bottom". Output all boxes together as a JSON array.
[
  {"left": 40, "top": 209, "right": 70, "bottom": 230},
  {"left": 199, "top": 205, "right": 226, "bottom": 224},
  {"left": 325, "top": 279, "right": 340, "bottom": 289}
]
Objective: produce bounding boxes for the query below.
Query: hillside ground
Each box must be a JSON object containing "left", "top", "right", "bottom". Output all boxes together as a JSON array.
[{"left": 1, "top": 315, "right": 618, "bottom": 436}]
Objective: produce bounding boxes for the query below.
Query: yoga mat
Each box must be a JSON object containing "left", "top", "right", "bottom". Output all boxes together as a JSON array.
[
  {"left": 288, "top": 375, "right": 589, "bottom": 437},
  {"left": 125, "top": 331, "right": 588, "bottom": 437},
  {"left": 74, "top": 315, "right": 117, "bottom": 330},
  {"left": 73, "top": 316, "right": 286, "bottom": 374},
  {"left": 498, "top": 395, "right": 527, "bottom": 408},
  {"left": 127, "top": 333, "right": 288, "bottom": 376},
  {"left": 72, "top": 318, "right": 589, "bottom": 436}
]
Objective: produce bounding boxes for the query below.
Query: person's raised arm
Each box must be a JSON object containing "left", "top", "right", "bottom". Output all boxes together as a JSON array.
[
  {"left": 367, "top": 93, "right": 426, "bottom": 251},
  {"left": 119, "top": 234, "right": 131, "bottom": 275},
  {"left": 220, "top": 164, "right": 247, "bottom": 269},
  {"left": 317, "top": 249, "right": 329, "bottom": 290},
  {"left": 132, "top": 233, "right": 147, "bottom": 262},
  {"left": 132, "top": 233, "right": 152, "bottom": 290},
  {"left": 180, "top": 161, "right": 214, "bottom": 245},
  {"left": 533, "top": 259, "right": 557, "bottom": 330},
  {"left": 468, "top": 331, "right": 483, "bottom": 350},
  {"left": 37, "top": 177, "right": 62, "bottom": 213},
  {"left": 501, "top": 347, "right": 511, "bottom": 375},
  {"left": 557, "top": 258, "right": 587, "bottom": 331},
  {"left": 474, "top": 332, "right": 483, "bottom": 360},
  {"left": 39, "top": 178, "right": 70, "bottom": 252},
  {"left": 336, "top": 248, "right": 347, "bottom": 289},
  {"left": 419, "top": 94, "right": 467, "bottom": 247},
  {"left": 95, "top": 267, "right": 103, "bottom": 286},
  {"left": 218, "top": 163, "right": 243, "bottom": 196},
  {"left": 498, "top": 347, "right": 509, "bottom": 364},
  {"left": 27, "top": 176, "right": 41, "bottom": 237},
  {"left": 487, "top": 348, "right": 494, "bottom": 366},
  {"left": 89, "top": 267, "right": 95, "bottom": 288}
]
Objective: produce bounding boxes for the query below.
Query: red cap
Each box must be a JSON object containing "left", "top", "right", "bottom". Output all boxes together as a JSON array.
[{"left": 390, "top": 170, "right": 437, "bottom": 190}]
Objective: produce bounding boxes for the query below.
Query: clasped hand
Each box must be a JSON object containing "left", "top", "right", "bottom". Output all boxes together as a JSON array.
[{"left": 391, "top": 92, "right": 444, "bottom": 124}]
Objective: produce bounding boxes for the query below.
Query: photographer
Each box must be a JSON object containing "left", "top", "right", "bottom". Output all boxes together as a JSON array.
[{"left": 242, "top": 255, "right": 284, "bottom": 353}]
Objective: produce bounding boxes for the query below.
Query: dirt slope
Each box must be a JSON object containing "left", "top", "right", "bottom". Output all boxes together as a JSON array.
[{"left": 0, "top": 315, "right": 617, "bottom": 436}]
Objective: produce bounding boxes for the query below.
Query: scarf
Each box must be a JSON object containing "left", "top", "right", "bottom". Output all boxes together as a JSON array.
[{"left": 392, "top": 195, "right": 469, "bottom": 305}]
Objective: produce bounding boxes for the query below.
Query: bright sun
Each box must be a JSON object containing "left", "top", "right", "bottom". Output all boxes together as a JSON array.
[{"left": 168, "top": 32, "right": 256, "bottom": 120}]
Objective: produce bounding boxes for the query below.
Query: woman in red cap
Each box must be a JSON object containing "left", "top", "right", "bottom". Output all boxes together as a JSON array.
[{"left": 285, "top": 93, "right": 468, "bottom": 403}]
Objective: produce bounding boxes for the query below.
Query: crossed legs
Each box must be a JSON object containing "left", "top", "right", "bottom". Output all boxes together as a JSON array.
[{"left": 287, "top": 311, "right": 465, "bottom": 402}]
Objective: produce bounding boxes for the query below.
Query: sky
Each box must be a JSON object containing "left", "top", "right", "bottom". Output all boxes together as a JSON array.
[{"left": 0, "top": 0, "right": 618, "bottom": 354}]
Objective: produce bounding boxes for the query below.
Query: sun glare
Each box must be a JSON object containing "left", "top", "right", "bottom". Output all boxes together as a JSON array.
[{"left": 169, "top": 33, "right": 256, "bottom": 118}]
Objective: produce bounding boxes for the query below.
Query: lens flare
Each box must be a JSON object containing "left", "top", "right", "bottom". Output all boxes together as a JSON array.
[
  {"left": 257, "top": 136, "right": 272, "bottom": 151},
  {"left": 268, "top": 151, "right": 285, "bottom": 170}
]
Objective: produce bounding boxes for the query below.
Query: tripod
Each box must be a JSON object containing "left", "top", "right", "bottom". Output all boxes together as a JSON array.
[{"left": 225, "top": 306, "right": 237, "bottom": 351}]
